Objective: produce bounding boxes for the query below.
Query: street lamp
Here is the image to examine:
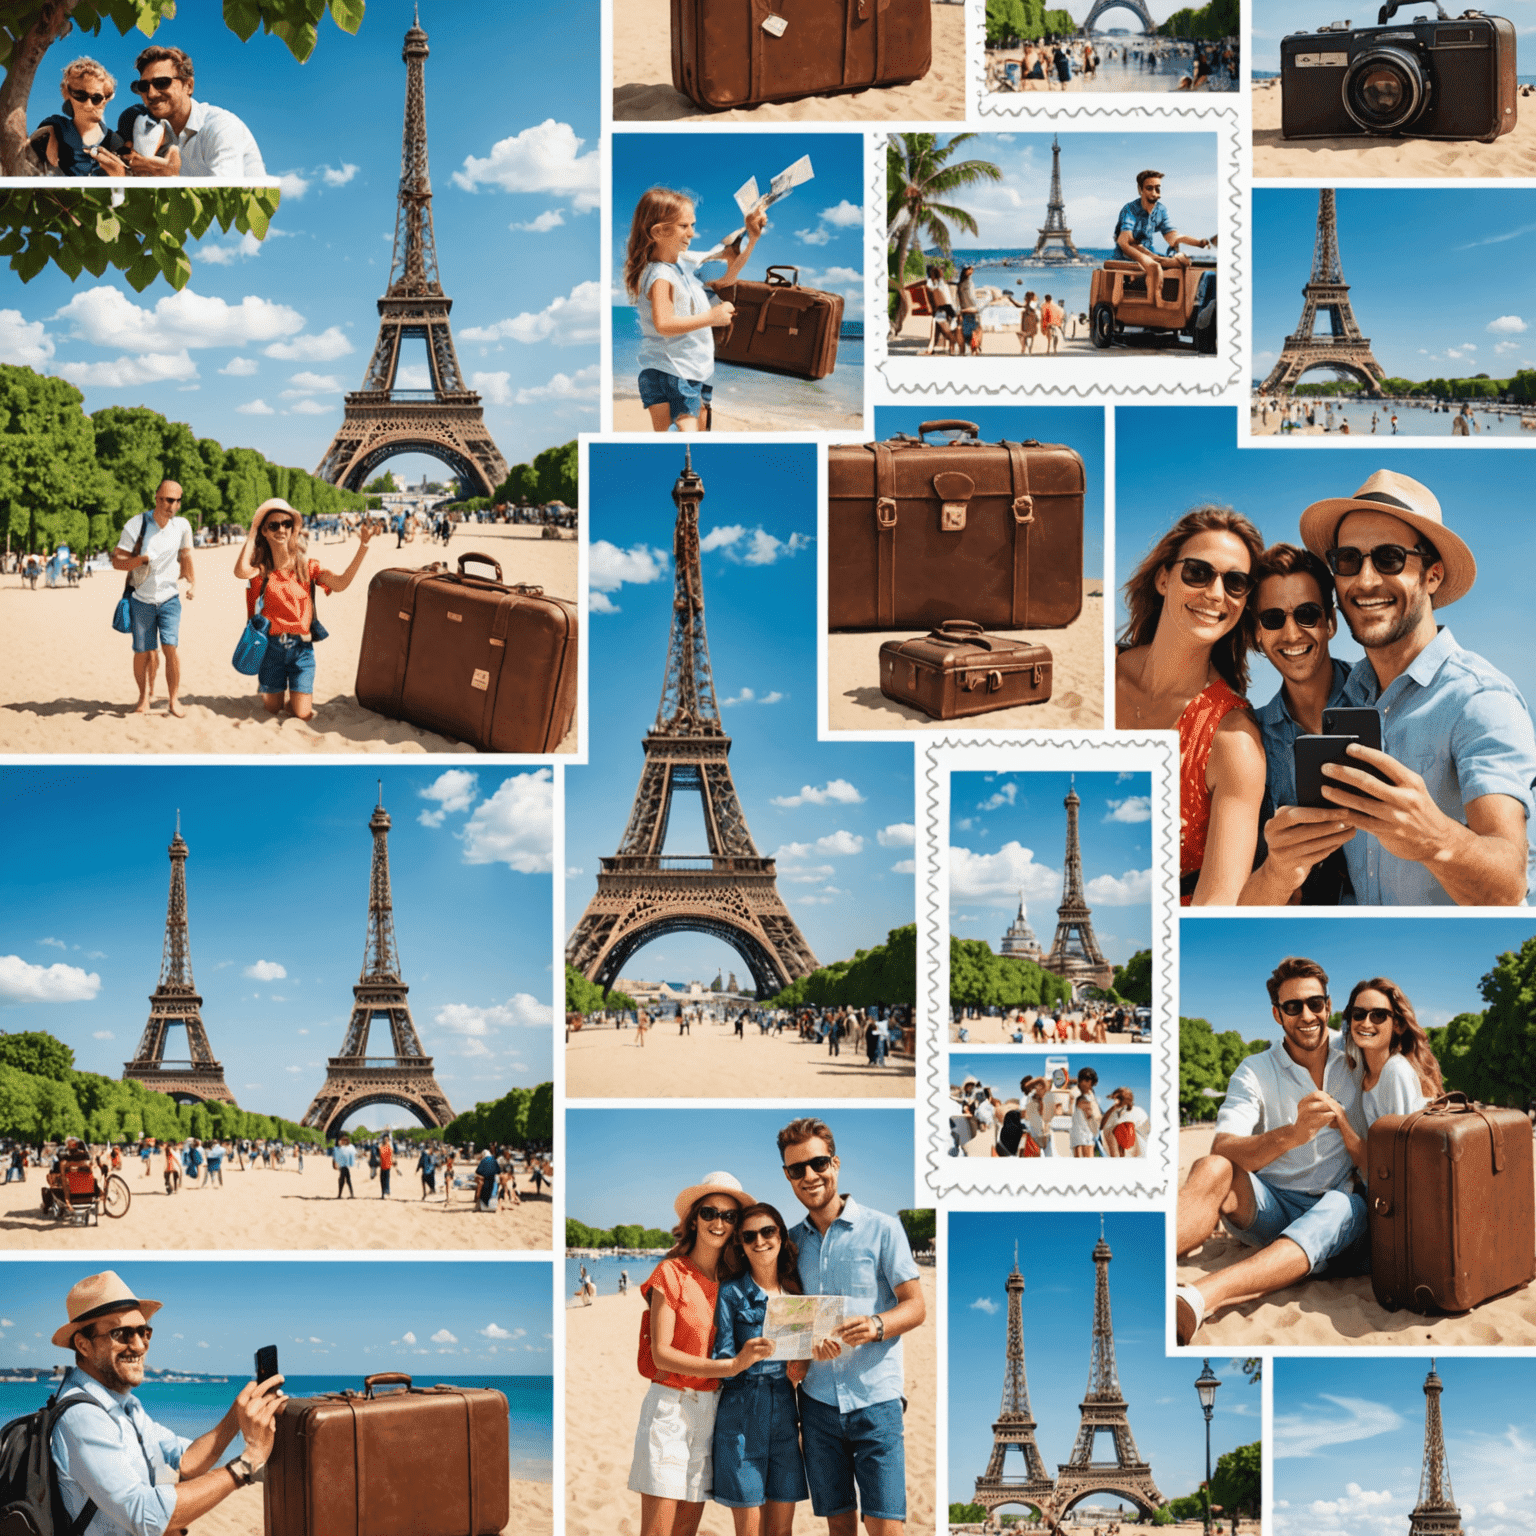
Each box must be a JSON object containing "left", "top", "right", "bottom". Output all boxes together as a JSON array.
[{"left": 1194, "top": 1359, "right": 1222, "bottom": 1536}]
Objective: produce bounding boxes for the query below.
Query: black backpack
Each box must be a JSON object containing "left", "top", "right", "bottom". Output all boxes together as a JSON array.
[{"left": 0, "top": 1391, "right": 107, "bottom": 1536}]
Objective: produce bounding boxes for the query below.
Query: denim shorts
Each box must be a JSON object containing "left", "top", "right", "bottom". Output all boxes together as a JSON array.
[
  {"left": 712, "top": 1372, "right": 808, "bottom": 1508},
  {"left": 960, "top": 313, "right": 979, "bottom": 341},
  {"left": 256, "top": 633, "right": 316, "bottom": 696},
  {"left": 638, "top": 367, "right": 713, "bottom": 423},
  {"left": 129, "top": 593, "right": 180, "bottom": 653},
  {"left": 1221, "top": 1173, "right": 1367, "bottom": 1274},
  {"left": 799, "top": 1393, "right": 905, "bottom": 1521}
]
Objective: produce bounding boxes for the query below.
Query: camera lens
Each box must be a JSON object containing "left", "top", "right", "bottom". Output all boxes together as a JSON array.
[{"left": 1342, "top": 46, "right": 1428, "bottom": 132}]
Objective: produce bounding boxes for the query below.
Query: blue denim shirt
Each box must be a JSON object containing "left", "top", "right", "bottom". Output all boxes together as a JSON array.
[
  {"left": 791, "top": 1196, "right": 920, "bottom": 1413},
  {"left": 712, "top": 1273, "right": 788, "bottom": 1379},
  {"left": 1115, "top": 198, "right": 1174, "bottom": 254},
  {"left": 1255, "top": 656, "right": 1354, "bottom": 825},
  {"left": 1337, "top": 627, "right": 1536, "bottom": 905}
]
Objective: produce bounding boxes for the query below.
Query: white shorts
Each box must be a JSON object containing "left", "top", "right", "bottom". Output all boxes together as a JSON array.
[{"left": 627, "top": 1381, "right": 719, "bottom": 1502}]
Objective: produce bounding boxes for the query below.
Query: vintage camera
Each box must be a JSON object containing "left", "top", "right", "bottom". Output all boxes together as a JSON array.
[{"left": 1280, "top": 0, "right": 1517, "bottom": 141}]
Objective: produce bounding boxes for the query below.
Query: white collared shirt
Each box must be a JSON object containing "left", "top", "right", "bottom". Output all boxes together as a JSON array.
[
  {"left": 172, "top": 98, "right": 265, "bottom": 177},
  {"left": 116, "top": 513, "right": 192, "bottom": 606}
]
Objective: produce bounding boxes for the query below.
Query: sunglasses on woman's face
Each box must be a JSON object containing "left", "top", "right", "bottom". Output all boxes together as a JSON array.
[
  {"left": 1168, "top": 557, "right": 1254, "bottom": 599},
  {"left": 697, "top": 1205, "right": 739, "bottom": 1225},
  {"left": 1349, "top": 1006, "right": 1394, "bottom": 1025},
  {"left": 741, "top": 1225, "right": 779, "bottom": 1245},
  {"left": 1257, "top": 602, "right": 1325, "bottom": 631},
  {"left": 1278, "top": 994, "right": 1329, "bottom": 1017},
  {"left": 69, "top": 88, "right": 109, "bottom": 105},
  {"left": 264, "top": 520, "right": 294, "bottom": 533}
]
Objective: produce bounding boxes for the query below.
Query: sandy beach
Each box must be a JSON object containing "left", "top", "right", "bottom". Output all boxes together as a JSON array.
[
  {"left": 1177, "top": 1123, "right": 1536, "bottom": 1345},
  {"left": 565, "top": 1267, "right": 935, "bottom": 1536},
  {"left": 1251, "top": 77, "right": 1536, "bottom": 177},
  {"left": 827, "top": 581, "right": 1104, "bottom": 732},
  {"left": 197, "top": 1477, "right": 551, "bottom": 1536},
  {"left": 0, "top": 524, "right": 578, "bottom": 756},
  {"left": 613, "top": 0, "right": 963, "bottom": 121},
  {"left": 612, "top": 396, "right": 864, "bottom": 434},
  {"left": 888, "top": 316, "right": 1095, "bottom": 358},
  {"left": 0, "top": 1154, "right": 553, "bottom": 1251},
  {"left": 950, "top": 1007, "right": 1141, "bottom": 1045},
  {"left": 566, "top": 1017, "right": 914, "bottom": 1099}
]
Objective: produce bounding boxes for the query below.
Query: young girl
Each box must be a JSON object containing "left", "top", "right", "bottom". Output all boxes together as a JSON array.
[
  {"left": 234, "top": 498, "right": 375, "bottom": 720},
  {"left": 38, "top": 58, "right": 127, "bottom": 176},
  {"left": 1070, "top": 1068, "right": 1102, "bottom": 1159},
  {"left": 625, "top": 189, "right": 767, "bottom": 433},
  {"left": 711, "top": 1203, "right": 809, "bottom": 1536}
]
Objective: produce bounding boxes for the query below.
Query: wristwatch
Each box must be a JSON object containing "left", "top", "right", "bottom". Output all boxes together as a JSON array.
[
  {"left": 226, "top": 1456, "right": 256, "bottom": 1487},
  {"left": 872, "top": 1314, "right": 886, "bottom": 1342}
]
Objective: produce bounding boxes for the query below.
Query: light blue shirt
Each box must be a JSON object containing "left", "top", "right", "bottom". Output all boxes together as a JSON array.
[
  {"left": 1337, "top": 627, "right": 1536, "bottom": 905},
  {"left": 1255, "top": 656, "right": 1354, "bottom": 823},
  {"left": 791, "top": 1196, "right": 920, "bottom": 1413},
  {"left": 1115, "top": 197, "right": 1175, "bottom": 254},
  {"left": 1344, "top": 1051, "right": 1429, "bottom": 1143},
  {"left": 635, "top": 255, "right": 716, "bottom": 383},
  {"left": 51, "top": 1367, "right": 190, "bottom": 1536},
  {"left": 331, "top": 1144, "right": 356, "bottom": 1168}
]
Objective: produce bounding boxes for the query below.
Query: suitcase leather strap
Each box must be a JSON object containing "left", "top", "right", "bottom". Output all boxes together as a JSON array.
[
  {"left": 872, "top": 441, "right": 897, "bottom": 626},
  {"left": 1425, "top": 1091, "right": 1506, "bottom": 1171},
  {"left": 749, "top": 0, "right": 769, "bottom": 101},
  {"left": 1005, "top": 440, "right": 1035, "bottom": 628},
  {"left": 387, "top": 568, "right": 439, "bottom": 715},
  {"left": 477, "top": 596, "right": 517, "bottom": 749},
  {"left": 842, "top": 0, "right": 882, "bottom": 87}
]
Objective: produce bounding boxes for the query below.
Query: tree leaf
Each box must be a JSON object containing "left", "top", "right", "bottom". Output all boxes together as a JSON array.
[{"left": 328, "top": 0, "right": 365, "bottom": 33}]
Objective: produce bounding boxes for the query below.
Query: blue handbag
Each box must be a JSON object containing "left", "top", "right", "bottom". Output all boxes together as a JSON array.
[
  {"left": 308, "top": 575, "right": 328, "bottom": 642},
  {"left": 112, "top": 513, "right": 150, "bottom": 633},
  {"left": 233, "top": 589, "right": 270, "bottom": 675}
]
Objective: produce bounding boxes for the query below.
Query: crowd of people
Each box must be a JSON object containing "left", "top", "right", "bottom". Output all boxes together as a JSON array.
[
  {"left": 986, "top": 36, "right": 1237, "bottom": 92},
  {"left": 951, "top": 1071, "right": 1150, "bottom": 1158},
  {"left": 952, "top": 1000, "right": 1142, "bottom": 1044},
  {"left": 1255, "top": 396, "right": 1536, "bottom": 436}
]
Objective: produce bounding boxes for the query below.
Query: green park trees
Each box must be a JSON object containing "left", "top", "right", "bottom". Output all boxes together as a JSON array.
[
  {"left": 1179, "top": 1016, "right": 1267, "bottom": 1123},
  {"left": 766, "top": 925, "right": 917, "bottom": 1009},
  {"left": 1111, "top": 949, "right": 1152, "bottom": 1007},
  {"left": 563, "top": 964, "right": 635, "bottom": 1018},
  {"left": 949, "top": 936, "right": 1074, "bottom": 1015},
  {"left": 565, "top": 1217, "right": 674, "bottom": 1250},
  {"left": 1427, "top": 936, "right": 1536, "bottom": 1107},
  {"left": 494, "top": 441, "right": 577, "bottom": 508},
  {"left": 1157, "top": 0, "right": 1237, "bottom": 36},
  {"left": 415, "top": 1082, "right": 553, "bottom": 1151},
  {"left": 985, "top": 0, "right": 1076, "bottom": 43}
]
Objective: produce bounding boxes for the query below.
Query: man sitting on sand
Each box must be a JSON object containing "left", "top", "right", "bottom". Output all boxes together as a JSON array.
[
  {"left": 116, "top": 46, "right": 265, "bottom": 177},
  {"left": 113, "top": 480, "right": 194, "bottom": 717},
  {"left": 1114, "top": 169, "right": 1214, "bottom": 309},
  {"left": 1174, "top": 956, "right": 1363, "bottom": 1345},
  {"left": 781, "top": 1116, "right": 925, "bottom": 1536},
  {"left": 49, "top": 1270, "right": 285, "bottom": 1532}
]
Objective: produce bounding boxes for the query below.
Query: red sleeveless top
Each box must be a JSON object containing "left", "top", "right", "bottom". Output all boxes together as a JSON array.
[{"left": 1179, "top": 677, "right": 1250, "bottom": 902}]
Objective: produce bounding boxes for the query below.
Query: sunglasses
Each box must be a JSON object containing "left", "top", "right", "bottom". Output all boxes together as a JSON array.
[
  {"left": 1278, "top": 994, "right": 1329, "bottom": 1017},
  {"left": 1349, "top": 1006, "right": 1394, "bottom": 1025},
  {"left": 741, "top": 1224, "right": 780, "bottom": 1245},
  {"left": 68, "top": 88, "right": 109, "bottom": 105},
  {"left": 88, "top": 1324, "right": 153, "bottom": 1345},
  {"left": 1168, "top": 557, "right": 1254, "bottom": 599},
  {"left": 1258, "top": 602, "right": 1326, "bottom": 631},
  {"left": 263, "top": 519, "right": 294, "bottom": 533},
  {"left": 696, "top": 1205, "right": 739, "bottom": 1225},
  {"left": 783, "top": 1154, "right": 834, "bottom": 1181},
  {"left": 1325, "top": 543, "right": 1434, "bottom": 578},
  {"left": 131, "top": 75, "right": 181, "bottom": 95}
]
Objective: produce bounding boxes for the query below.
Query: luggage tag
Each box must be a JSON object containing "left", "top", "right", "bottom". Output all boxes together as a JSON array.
[{"left": 762, "top": 13, "right": 788, "bottom": 33}]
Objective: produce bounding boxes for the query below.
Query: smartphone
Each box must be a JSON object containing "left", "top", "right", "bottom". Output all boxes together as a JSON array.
[
  {"left": 1294, "top": 733, "right": 1357, "bottom": 809},
  {"left": 1322, "top": 706, "right": 1391, "bottom": 784},
  {"left": 255, "top": 1344, "right": 279, "bottom": 1390}
]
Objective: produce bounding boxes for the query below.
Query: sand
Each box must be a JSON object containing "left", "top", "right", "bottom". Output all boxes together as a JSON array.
[
  {"left": 1, "top": 1153, "right": 553, "bottom": 1251},
  {"left": 888, "top": 316, "right": 1096, "bottom": 359},
  {"left": 1251, "top": 77, "right": 1536, "bottom": 177},
  {"left": 949, "top": 1007, "right": 1140, "bottom": 1045},
  {"left": 198, "top": 1476, "right": 551, "bottom": 1536},
  {"left": 613, "top": 0, "right": 964, "bottom": 121},
  {"left": 566, "top": 1267, "right": 936, "bottom": 1536},
  {"left": 565, "top": 1017, "right": 915, "bottom": 1099},
  {"left": 612, "top": 396, "right": 864, "bottom": 434},
  {"left": 1177, "top": 1124, "right": 1536, "bottom": 1345},
  {"left": 0, "top": 524, "right": 578, "bottom": 756},
  {"left": 827, "top": 582, "right": 1104, "bottom": 733}
]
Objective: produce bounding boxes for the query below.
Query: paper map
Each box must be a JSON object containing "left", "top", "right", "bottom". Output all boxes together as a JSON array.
[
  {"left": 693, "top": 156, "right": 815, "bottom": 262},
  {"left": 762, "top": 1293, "right": 846, "bottom": 1359}
]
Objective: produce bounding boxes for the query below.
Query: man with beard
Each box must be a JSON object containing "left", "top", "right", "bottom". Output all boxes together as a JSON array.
[
  {"left": 1113, "top": 169, "right": 1214, "bottom": 310},
  {"left": 49, "top": 1270, "right": 285, "bottom": 1534},
  {"left": 1243, "top": 470, "right": 1536, "bottom": 905}
]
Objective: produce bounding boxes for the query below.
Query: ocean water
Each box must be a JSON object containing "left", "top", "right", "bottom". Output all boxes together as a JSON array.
[
  {"left": 949, "top": 247, "right": 1115, "bottom": 328},
  {"left": 565, "top": 1252, "right": 667, "bottom": 1306},
  {"left": 1252, "top": 398, "right": 1536, "bottom": 438},
  {"left": 613, "top": 308, "right": 864, "bottom": 428},
  {"left": 0, "top": 1374, "right": 553, "bottom": 1483}
]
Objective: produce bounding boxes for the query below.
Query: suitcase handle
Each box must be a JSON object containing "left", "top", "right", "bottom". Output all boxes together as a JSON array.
[
  {"left": 935, "top": 619, "right": 985, "bottom": 636},
  {"left": 917, "top": 420, "right": 980, "bottom": 441},
  {"left": 1424, "top": 1092, "right": 1506, "bottom": 1171},
  {"left": 363, "top": 1372, "right": 413, "bottom": 1396},
  {"left": 765, "top": 265, "right": 800, "bottom": 287},
  {"left": 457, "top": 553, "right": 504, "bottom": 583}
]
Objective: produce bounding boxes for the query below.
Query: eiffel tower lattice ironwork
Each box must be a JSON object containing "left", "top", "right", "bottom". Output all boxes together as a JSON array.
[
  {"left": 1080, "top": 0, "right": 1156, "bottom": 34},
  {"left": 1260, "top": 189, "right": 1387, "bottom": 399},
  {"left": 1053, "top": 1222, "right": 1166, "bottom": 1521},
  {"left": 301, "top": 788, "right": 455, "bottom": 1138},
  {"left": 1044, "top": 778, "right": 1114, "bottom": 992},
  {"left": 975, "top": 1245, "right": 1058, "bottom": 1519},
  {"left": 314, "top": 10, "right": 508, "bottom": 498},
  {"left": 1409, "top": 1361, "right": 1465, "bottom": 1536},
  {"left": 565, "top": 451, "right": 820, "bottom": 997},
  {"left": 124, "top": 814, "right": 235, "bottom": 1106},
  {"left": 1032, "top": 138, "right": 1082, "bottom": 261}
]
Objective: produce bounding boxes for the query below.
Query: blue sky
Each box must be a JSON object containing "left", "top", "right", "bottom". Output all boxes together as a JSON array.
[
  {"left": 0, "top": 1259, "right": 551, "bottom": 1375},
  {"left": 1252, "top": 0, "right": 1536, "bottom": 72},
  {"left": 950, "top": 772, "right": 1152, "bottom": 965},
  {"left": 3, "top": 0, "right": 599, "bottom": 481},
  {"left": 949, "top": 1212, "right": 1260, "bottom": 1512},
  {"left": 1115, "top": 406, "right": 1536, "bottom": 710},
  {"left": 1274, "top": 1356, "right": 1536, "bottom": 1536},
  {"left": 1181, "top": 915, "right": 1536, "bottom": 1044},
  {"left": 611, "top": 131, "right": 864, "bottom": 312},
  {"left": 929, "top": 134, "right": 1217, "bottom": 257},
  {"left": 571, "top": 441, "right": 915, "bottom": 983},
  {"left": 948, "top": 1052, "right": 1152, "bottom": 1104},
  {"left": 565, "top": 1107, "right": 917, "bottom": 1229},
  {"left": 1254, "top": 190, "right": 1536, "bottom": 383},
  {"left": 872, "top": 407, "right": 1106, "bottom": 576},
  {"left": 0, "top": 765, "right": 553, "bottom": 1129}
]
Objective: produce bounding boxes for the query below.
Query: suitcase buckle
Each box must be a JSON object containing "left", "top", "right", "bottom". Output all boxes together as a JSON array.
[
  {"left": 940, "top": 502, "right": 967, "bottom": 532},
  {"left": 1032, "top": 664, "right": 1043, "bottom": 686},
  {"left": 1372, "top": 1195, "right": 1392, "bottom": 1215},
  {"left": 876, "top": 497, "right": 898, "bottom": 529},
  {"left": 1013, "top": 495, "right": 1035, "bottom": 524},
  {"left": 986, "top": 669, "right": 1002, "bottom": 692}
]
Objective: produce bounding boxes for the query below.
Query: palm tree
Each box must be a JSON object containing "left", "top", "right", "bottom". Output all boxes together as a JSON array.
[{"left": 887, "top": 134, "right": 1004, "bottom": 339}]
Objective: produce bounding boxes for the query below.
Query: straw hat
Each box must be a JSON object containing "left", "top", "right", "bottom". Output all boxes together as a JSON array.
[
  {"left": 1298, "top": 468, "right": 1476, "bottom": 608},
  {"left": 252, "top": 496, "right": 301, "bottom": 528},
  {"left": 52, "top": 1271, "right": 162, "bottom": 1349},
  {"left": 672, "top": 1170, "right": 754, "bottom": 1222}
]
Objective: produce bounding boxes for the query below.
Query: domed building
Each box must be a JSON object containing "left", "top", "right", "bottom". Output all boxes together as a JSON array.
[{"left": 999, "top": 893, "right": 1043, "bottom": 962}]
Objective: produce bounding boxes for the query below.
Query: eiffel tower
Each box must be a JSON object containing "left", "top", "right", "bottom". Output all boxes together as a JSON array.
[
  {"left": 1044, "top": 778, "right": 1114, "bottom": 993},
  {"left": 1409, "top": 1362, "right": 1465, "bottom": 1536},
  {"left": 1032, "top": 138, "right": 1081, "bottom": 262},
  {"left": 975, "top": 1245, "right": 1058, "bottom": 1521},
  {"left": 1052, "top": 1221, "right": 1166, "bottom": 1521},
  {"left": 314, "top": 10, "right": 508, "bottom": 498},
  {"left": 123, "top": 815, "right": 235, "bottom": 1107},
  {"left": 1260, "top": 189, "right": 1387, "bottom": 399},
  {"left": 565, "top": 450, "right": 820, "bottom": 997},
  {"left": 301, "top": 787, "right": 454, "bottom": 1138}
]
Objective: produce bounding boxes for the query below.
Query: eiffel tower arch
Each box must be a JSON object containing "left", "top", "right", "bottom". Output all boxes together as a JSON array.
[
  {"left": 314, "top": 12, "right": 508, "bottom": 498},
  {"left": 566, "top": 451, "right": 820, "bottom": 998},
  {"left": 1044, "top": 779, "right": 1115, "bottom": 995},
  {"left": 1081, "top": 0, "right": 1156, "bottom": 34}
]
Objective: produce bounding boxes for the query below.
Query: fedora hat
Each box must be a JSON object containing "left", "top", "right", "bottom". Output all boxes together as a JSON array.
[
  {"left": 672, "top": 1170, "right": 754, "bottom": 1222},
  {"left": 52, "top": 1271, "right": 162, "bottom": 1349},
  {"left": 1298, "top": 468, "right": 1476, "bottom": 608}
]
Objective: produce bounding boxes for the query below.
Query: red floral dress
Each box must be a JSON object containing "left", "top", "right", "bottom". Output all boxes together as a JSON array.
[{"left": 1179, "top": 678, "right": 1251, "bottom": 905}]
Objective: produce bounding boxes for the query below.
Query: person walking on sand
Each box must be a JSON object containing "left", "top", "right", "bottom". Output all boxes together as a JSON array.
[
  {"left": 418, "top": 1144, "right": 436, "bottom": 1199},
  {"left": 113, "top": 480, "right": 195, "bottom": 718},
  {"left": 162, "top": 1142, "right": 181, "bottom": 1196},
  {"left": 378, "top": 1135, "right": 393, "bottom": 1198},
  {"left": 636, "top": 1009, "right": 650, "bottom": 1047},
  {"left": 331, "top": 1133, "right": 356, "bottom": 1198}
]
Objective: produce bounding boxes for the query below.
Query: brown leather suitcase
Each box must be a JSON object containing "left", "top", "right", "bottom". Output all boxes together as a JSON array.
[
  {"left": 670, "top": 0, "right": 931, "bottom": 110},
  {"left": 879, "top": 621, "right": 1052, "bottom": 719},
  {"left": 711, "top": 267, "right": 842, "bottom": 380},
  {"left": 828, "top": 424, "right": 1085, "bottom": 631},
  {"left": 1367, "top": 1093, "right": 1535, "bottom": 1314},
  {"left": 264, "top": 1373, "right": 510, "bottom": 1536},
  {"left": 354, "top": 553, "right": 577, "bottom": 754}
]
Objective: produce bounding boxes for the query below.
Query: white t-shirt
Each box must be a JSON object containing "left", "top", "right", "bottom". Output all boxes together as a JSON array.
[
  {"left": 1346, "top": 1052, "right": 1429, "bottom": 1140},
  {"left": 117, "top": 513, "right": 192, "bottom": 606},
  {"left": 173, "top": 98, "right": 266, "bottom": 177},
  {"left": 636, "top": 256, "right": 716, "bottom": 383}
]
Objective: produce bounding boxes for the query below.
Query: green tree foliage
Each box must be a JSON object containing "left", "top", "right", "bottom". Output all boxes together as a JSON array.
[
  {"left": 950, "top": 1506, "right": 989, "bottom": 1524},
  {"left": 363, "top": 474, "right": 396, "bottom": 494},
  {"left": 898, "top": 1208, "right": 935, "bottom": 1251},
  {"left": 493, "top": 444, "right": 577, "bottom": 508},
  {"left": 1112, "top": 949, "right": 1153, "bottom": 1007},
  {"left": 1164, "top": 1493, "right": 1207, "bottom": 1521},
  {"left": 425, "top": 1083, "right": 553, "bottom": 1150},
  {"left": 1426, "top": 1010, "right": 1489, "bottom": 1099},
  {"left": 1157, "top": 0, "right": 1237, "bottom": 36},
  {"left": 566, "top": 1217, "right": 674, "bottom": 1250},
  {"left": 887, "top": 134, "right": 1004, "bottom": 306},
  {"left": 565, "top": 964, "right": 633, "bottom": 1018},
  {"left": 763, "top": 925, "right": 917, "bottom": 1008},
  {"left": 0, "top": 366, "right": 110, "bottom": 554},
  {"left": 1425, "top": 937, "right": 1536, "bottom": 1107},
  {"left": 1179, "top": 1016, "right": 1268, "bottom": 1122},
  {"left": 0, "top": 1030, "right": 75, "bottom": 1081},
  {"left": 948, "top": 936, "right": 1074, "bottom": 1013},
  {"left": 1210, "top": 1442, "right": 1260, "bottom": 1517}
]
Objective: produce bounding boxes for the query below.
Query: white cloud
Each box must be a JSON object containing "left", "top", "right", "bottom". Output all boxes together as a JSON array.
[
  {"left": 721, "top": 686, "right": 784, "bottom": 707},
  {"left": 819, "top": 200, "right": 863, "bottom": 228},
  {"left": 1104, "top": 796, "right": 1152, "bottom": 823},
  {"left": 950, "top": 841, "right": 1060, "bottom": 906},
  {"left": 1084, "top": 869, "right": 1152, "bottom": 906},
  {"left": 591, "top": 540, "right": 667, "bottom": 593},
  {"left": 38, "top": 937, "right": 65, "bottom": 950},
  {"left": 0, "top": 309, "right": 55, "bottom": 368},
  {"left": 1272, "top": 1395, "right": 1404, "bottom": 1459},
  {"left": 279, "top": 370, "right": 342, "bottom": 398},
  {"left": 1487, "top": 315, "right": 1528, "bottom": 334},
  {"left": 401, "top": 1331, "right": 416, "bottom": 1345},
  {"left": 435, "top": 994, "right": 552, "bottom": 1037},
  {"left": 459, "top": 770, "right": 553, "bottom": 872},
  {"left": 196, "top": 232, "right": 263, "bottom": 266},
  {"left": 810, "top": 265, "right": 861, "bottom": 288},
  {"left": 287, "top": 399, "right": 330, "bottom": 416},
  {"left": 54, "top": 287, "right": 305, "bottom": 352},
  {"left": 479, "top": 1323, "right": 524, "bottom": 1339},
  {"left": 979, "top": 783, "right": 1017, "bottom": 812},
  {"left": 321, "top": 162, "right": 359, "bottom": 187},
  {"left": 56, "top": 352, "right": 198, "bottom": 388},
  {"left": 277, "top": 171, "right": 309, "bottom": 200},
  {"left": 970, "top": 1296, "right": 999, "bottom": 1314},
  {"left": 0, "top": 955, "right": 101, "bottom": 1004},
  {"left": 472, "top": 371, "right": 513, "bottom": 406},
  {"left": 771, "top": 779, "right": 864, "bottom": 808},
  {"left": 796, "top": 226, "right": 834, "bottom": 247},
  {"left": 814, "top": 830, "right": 864, "bottom": 856},
  {"left": 589, "top": 591, "right": 619, "bottom": 614},
  {"left": 512, "top": 209, "right": 565, "bottom": 233},
  {"left": 878, "top": 823, "right": 915, "bottom": 847},
  {"left": 243, "top": 959, "right": 287, "bottom": 982},
  {"left": 1494, "top": 340, "right": 1526, "bottom": 355},
  {"left": 430, "top": 1329, "right": 458, "bottom": 1344},
  {"left": 419, "top": 769, "right": 480, "bottom": 828},
  {"left": 700, "top": 524, "right": 811, "bottom": 565},
  {"left": 891, "top": 859, "right": 916, "bottom": 875},
  {"left": 219, "top": 356, "right": 259, "bottom": 376},
  {"left": 92, "top": 1030, "right": 114, "bottom": 1040},
  {"left": 264, "top": 327, "right": 354, "bottom": 361},
  {"left": 701, "top": 524, "right": 745, "bottom": 552},
  {"left": 236, "top": 398, "right": 275, "bottom": 415},
  {"left": 458, "top": 281, "right": 601, "bottom": 346},
  {"left": 451, "top": 120, "right": 599, "bottom": 210},
  {"left": 515, "top": 364, "right": 601, "bottom": 405}
]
